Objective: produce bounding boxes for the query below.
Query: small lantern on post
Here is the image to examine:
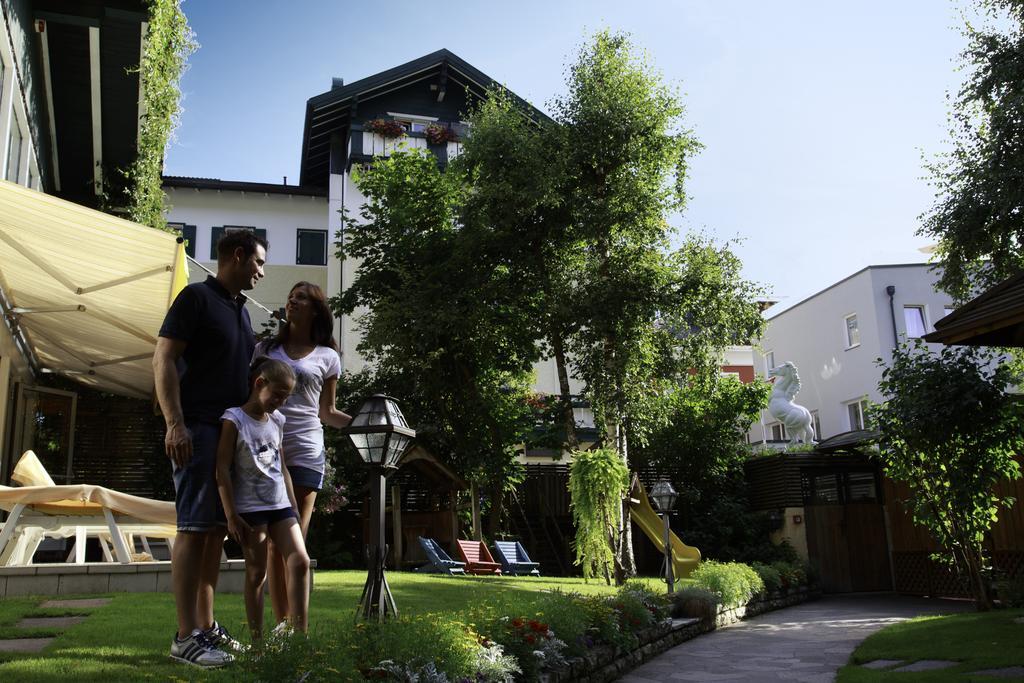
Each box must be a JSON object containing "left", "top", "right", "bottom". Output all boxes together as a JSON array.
[
  {"left": 338, "top": 394, "right": 416, "bottom": 621},
  {"left": 649, "top": 480, "right": 679, "bottom": 594}
]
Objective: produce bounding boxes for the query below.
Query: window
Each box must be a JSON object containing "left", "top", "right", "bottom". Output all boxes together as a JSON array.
[
  {"left": 210, "top": 226, "right": 267, "bottom": 260},
  {"left": 846, "top": 471, "right": 878, "bottom": 502},
  {"left": 770, "top": 422, "right": 787, "bottom": 441},
  {"left": 904, "top": 306, "right": 927, "bottom": 338},
  {"left": 387, "top": 112, "right": 437, "bottom": 134},
  {"left": 168, "top": 222, "right": 197, "bottom": 258},
  {"left": 847, "top": 399, "right": 869, "bottom": 431},
  {"left": 296, "top": 229, "right": 327, "bottom": 266},
  {"left": 764, "top": 351, "right": 775, "bottom": 377},
  {"left": 844, "top": 313, "right": 860, "bottom": 348},
  {"left": 6, "top": 112, "right": 22, "bottom": 182},
  {"left": 811, "top": 410, "right": 822, "bottom": 441}
]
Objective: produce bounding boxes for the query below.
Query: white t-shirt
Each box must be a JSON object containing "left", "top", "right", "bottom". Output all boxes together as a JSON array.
[
  {"left": 253, "top": 342, "right": 342, "bottom": 472},
  {"left": 221, "top": 407, "right": 290, "bottom": 513}
]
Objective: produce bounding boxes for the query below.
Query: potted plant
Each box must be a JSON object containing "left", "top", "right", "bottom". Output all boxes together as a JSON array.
[
  {"left": 364, "top": 118, "right": 406, "bottom": 139},
  {"left": 424, "top": 122, "right": 458, "bottom": 145}
]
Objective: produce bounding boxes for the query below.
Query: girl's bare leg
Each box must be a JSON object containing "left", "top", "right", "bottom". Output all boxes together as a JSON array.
[
  {"left": 268, "top": 486, "right": 317, "bottom": 623},
  {"left": 241, "top": 526, "right": 270, "bottom": 640},
  {"left": 268, "top": 518, "right": 311, "bottom": 632}
]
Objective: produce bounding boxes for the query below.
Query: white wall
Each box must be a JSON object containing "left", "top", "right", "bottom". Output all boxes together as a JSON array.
[
  {"left": 750, "top": 264, "right": 953, "bottom": 442},
  {"left": 163, "top": 186, "right": 331, "bottom": 330}
]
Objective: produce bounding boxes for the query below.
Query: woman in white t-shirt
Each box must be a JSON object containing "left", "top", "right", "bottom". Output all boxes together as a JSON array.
[{"left": 254, "top": 281, "right": 351, "bottom": 625}]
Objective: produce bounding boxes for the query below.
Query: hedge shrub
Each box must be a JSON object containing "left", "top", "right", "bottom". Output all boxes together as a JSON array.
[
  {"left": 690, "top": 560, "right": 764, "bottom": 607},
  {"left": 751, "top": 561, "right": 782, "bottom": 593}
]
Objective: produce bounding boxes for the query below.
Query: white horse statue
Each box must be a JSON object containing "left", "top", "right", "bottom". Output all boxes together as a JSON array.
[{"left": 767, "top": 361, "right": 816, "bottom": 447}]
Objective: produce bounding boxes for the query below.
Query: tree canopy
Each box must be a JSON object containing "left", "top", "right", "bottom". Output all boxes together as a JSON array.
[{"left": 921, "top": 0, "right": 1024, "bottom": 300}]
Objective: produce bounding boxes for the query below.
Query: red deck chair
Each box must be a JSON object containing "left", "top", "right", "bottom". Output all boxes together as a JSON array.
[{"left": 455, "top": 539, "right": 502, "bottom": 575}]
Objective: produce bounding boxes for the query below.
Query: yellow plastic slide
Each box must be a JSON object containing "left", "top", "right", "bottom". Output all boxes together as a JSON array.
[{"left": 629, "top": 481, "right": 701, "bottom": 579}]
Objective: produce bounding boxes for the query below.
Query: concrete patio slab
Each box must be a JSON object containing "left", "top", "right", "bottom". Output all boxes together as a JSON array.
[
  {"left": 970, "top": 666, "right": 1024, "bottom": 678},
  {"left": 0, "top": 638, "right": 54, "bottom": 653},
  {"left": 38, "top": 598, "right": 110, "bottom": 609},
  {"left": 620, "top": 596, "right": 971, "bottom": 683},
  {"left": 16, "top": 616, "right": 86, "bottom": 629},
  {"left": 891, "top": 659, "right": 957, "bottom": 672},
  {"left": 860, "top": 658, "right": 903, "bottom": 669}
]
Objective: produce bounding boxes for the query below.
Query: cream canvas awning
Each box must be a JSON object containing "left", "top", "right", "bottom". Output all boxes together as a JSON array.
[{"left": 0, "top": 180, "right": 187, "bottom": 399}]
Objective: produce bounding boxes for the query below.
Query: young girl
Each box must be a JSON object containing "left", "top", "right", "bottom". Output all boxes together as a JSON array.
[
  {"left": 254, "top": 282, "right": 351, "bottom": 624},
  {"left": 215, "top": 358, "right": 311, "bottom": 640}
]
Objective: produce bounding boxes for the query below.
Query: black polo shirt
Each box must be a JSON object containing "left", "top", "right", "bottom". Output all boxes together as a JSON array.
[{"left": 159, "top": 275, "right": 256, "bottom": 424}]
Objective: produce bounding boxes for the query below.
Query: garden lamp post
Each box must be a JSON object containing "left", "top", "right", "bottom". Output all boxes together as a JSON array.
[
  {"left": 649, "top": 480, "right": 678, "bottom": 594},
  {"left": 338, "top": 394, "right": 416, "bottom": 621}
]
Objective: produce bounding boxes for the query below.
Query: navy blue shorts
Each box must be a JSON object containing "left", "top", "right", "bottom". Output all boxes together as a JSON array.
[
  {"left": 239, "top": 506, "right": 297, "bottom": 528},
  {"left": 287, "top": 465, "right": 325, "bottom": 492},
  {"left": 172, "top": 421, "right": 226, "bottom": 533}
]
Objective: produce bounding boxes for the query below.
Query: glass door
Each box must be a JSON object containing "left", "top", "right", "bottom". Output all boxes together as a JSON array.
[{"left": 10, "top": 385, "right": 77, "bottom": 484}]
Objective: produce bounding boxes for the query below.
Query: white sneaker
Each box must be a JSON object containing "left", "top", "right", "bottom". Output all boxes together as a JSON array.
[
  {"left": 271, "top": 620, "right": 294, "bottom": 638},
  {"left": 169, "top": 629, "right": 235, "bottom": 668},
  {"left": 204, "top": 620, "right": 247, "bottom": 653}
]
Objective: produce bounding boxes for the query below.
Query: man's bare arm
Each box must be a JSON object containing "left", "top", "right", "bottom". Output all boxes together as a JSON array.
[{"left": 153, "top": 336, "right": 191, "bottom": 467}]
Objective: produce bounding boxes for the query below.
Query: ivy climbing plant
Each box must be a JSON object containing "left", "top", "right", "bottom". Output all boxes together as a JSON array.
[
  {"left": 125, "top": 0, "right": 196, "bottom": 231},
  {"left": 568, "top": 447, "right": 630, "bottom": 582}
]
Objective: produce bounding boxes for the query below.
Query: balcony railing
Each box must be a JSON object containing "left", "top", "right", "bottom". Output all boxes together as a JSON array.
[{"left": 350, "top": 121, "right": 468, "bottom": 165}]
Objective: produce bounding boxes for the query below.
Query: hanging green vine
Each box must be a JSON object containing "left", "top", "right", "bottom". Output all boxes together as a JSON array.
[
  {"left": 124, "top": 0, "right": 197, "bottom": 231},
  {"left": 568, "top": 447, "right": 629, "bottom": 581}
]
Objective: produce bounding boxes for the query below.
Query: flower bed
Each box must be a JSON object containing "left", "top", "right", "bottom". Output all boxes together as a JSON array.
[{"left": 235, "top": 565, "right": 818, "bottom": 682}]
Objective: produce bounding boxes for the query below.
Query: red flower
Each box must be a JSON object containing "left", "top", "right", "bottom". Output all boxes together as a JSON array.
[
  {"left": 511, "top": 618, "right": 525, "bottom": 629},
  {"left": 525, "top": 634, "right": 536, "bottom": 644}
]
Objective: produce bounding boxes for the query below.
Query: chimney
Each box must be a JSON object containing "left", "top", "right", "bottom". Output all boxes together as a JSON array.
[{"left": 332, "top": 77, "right": 345, "bottom": 90}]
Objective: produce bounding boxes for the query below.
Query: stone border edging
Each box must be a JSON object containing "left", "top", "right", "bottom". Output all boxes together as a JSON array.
[{"left": 542, "top": 587, "right": 822, "bottom": 683}]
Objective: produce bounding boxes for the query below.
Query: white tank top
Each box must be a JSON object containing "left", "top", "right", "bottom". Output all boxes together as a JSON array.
[{"left": 221, "top": 407, "right": 290, "bottom": 513}]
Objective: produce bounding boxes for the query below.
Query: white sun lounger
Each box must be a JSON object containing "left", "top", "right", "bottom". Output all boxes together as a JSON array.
[{"left": 0, "top": 451, "right": 177, "bottom": 566}]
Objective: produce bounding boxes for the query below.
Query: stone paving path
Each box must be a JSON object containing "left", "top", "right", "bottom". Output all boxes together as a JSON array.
[
  {"left": 620, "top": 595, "right": 971, "bottom": 683},
  {"left": 0, "top": 597, "right": 109, "bottom": 654}
]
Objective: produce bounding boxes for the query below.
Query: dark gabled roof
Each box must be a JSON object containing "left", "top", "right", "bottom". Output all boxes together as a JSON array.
[
  {"left": 923, "top": 270, "right": 1024, "bottom": 347},
  {"left": 162, "top": 175, "right": 326, "bottom": 198},
  {"left": 299, "top": 49, "right": 548, "bottom": 187}
]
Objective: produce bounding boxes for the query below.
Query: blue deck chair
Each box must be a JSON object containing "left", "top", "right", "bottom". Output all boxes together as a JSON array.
[
  {"left": 415, "top": 537, "right": 466, "bottom": 575},
  {"left": 492, "top": 540, "right": 540, "bottom": 576}
]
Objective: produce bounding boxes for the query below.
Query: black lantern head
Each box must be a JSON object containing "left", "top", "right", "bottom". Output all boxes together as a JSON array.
[
  {"left": 650, "top": 480, "right": 678, "bottom": 513},
  {"left": 342, "top": 394, "right": 416, "bottom": 468}
]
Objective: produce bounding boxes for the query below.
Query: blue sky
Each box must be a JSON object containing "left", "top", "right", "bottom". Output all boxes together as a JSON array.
[{"left": 166, "top": 1, "right": 970, "bottom": 312}]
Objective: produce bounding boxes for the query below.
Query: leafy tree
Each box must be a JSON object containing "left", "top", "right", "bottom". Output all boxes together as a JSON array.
[
  {"left": 921, "top": 0, "right": 1024, "bottom": 301},
  {"left": 873, "top": 341, "right": 1023, "bottom": 610},
  {"left": 568, "top": 447, "right": 630, "bottom": 582},
  {"left": 455, "top": 90, "right": 583, "bottom": 449},
  {"left": 546, "top": 30, "right": 701, "bottom": 578},
  {"left": 331, "top": 150, "right": 539, "bottom": 535}
]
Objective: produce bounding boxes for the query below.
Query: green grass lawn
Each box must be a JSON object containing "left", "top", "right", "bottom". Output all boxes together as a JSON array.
[
  {"left": 0, "top": 570, "right": 677, "bottom": 682},
  {"left": 837, "top": 608, "right": 1024, "bottom": 682}
]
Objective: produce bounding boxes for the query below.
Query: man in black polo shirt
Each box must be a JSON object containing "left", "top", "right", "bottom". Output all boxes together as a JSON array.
[{"left": 154, "top": 230, "right": 266, "bottom": 667}]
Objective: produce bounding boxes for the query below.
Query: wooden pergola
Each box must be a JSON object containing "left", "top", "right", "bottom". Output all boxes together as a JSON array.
[{"left": 359, "top": 445, "right": 468, "bottom": 570}]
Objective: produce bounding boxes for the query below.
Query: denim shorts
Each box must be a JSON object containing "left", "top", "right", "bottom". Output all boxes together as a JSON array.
[
  {"left": 287, "top": 465, "right": 325, "bottom": 492},
  {"left": 172, "top": 421, "right": 226, "bottom": 533},
  {"left": 239, "top": 506, "right": 297, "bottom": 528}
]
